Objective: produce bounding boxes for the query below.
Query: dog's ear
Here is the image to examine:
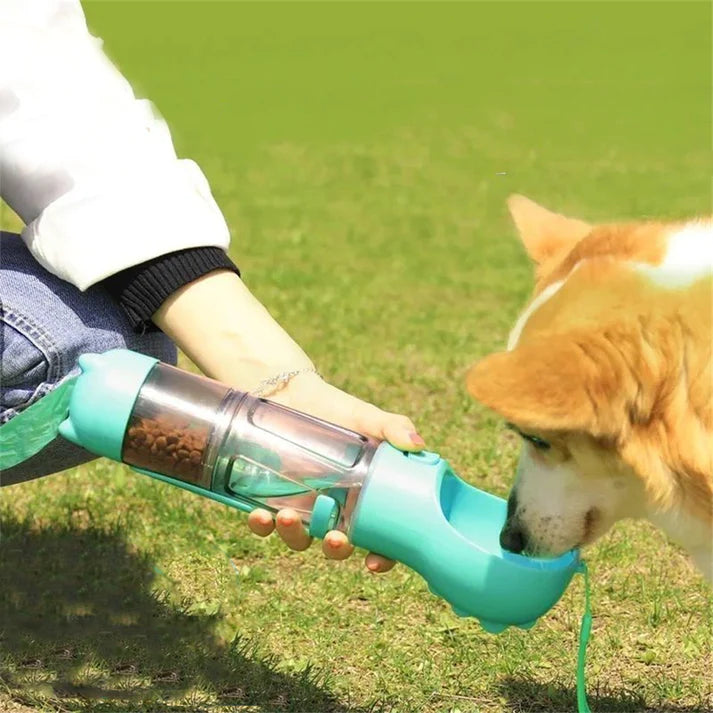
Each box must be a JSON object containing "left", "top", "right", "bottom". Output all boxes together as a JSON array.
[
  {"left": 466, "top": 333, "right": 631, "bottom": 437},
  {"left": 508, "top": 195, "right": 591, "bottom": 264}
]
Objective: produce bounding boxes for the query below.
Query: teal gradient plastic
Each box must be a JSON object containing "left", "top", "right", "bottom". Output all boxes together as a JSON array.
[
  {"left": 55, "top": 349, "right": 579, "bottom": 634},
  {"left": 309, "top": 494, "right": 340, "bottom": 538},
  {"left": 58, "top": 350, "right": 158, "bottom": 460},
  {"left": 349, "top": 443, "right": 579, "bottom": 632}
]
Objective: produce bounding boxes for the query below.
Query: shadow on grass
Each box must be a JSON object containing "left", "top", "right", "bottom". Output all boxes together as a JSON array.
[
  {"left": 0, "top": 514, "right": 388, "bottom": 713},
  {"left": 499, "top": 676, "right": 711, "bottom": 713}
]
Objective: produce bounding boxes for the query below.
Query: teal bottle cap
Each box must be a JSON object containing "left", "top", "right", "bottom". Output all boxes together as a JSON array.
[{"left": 59, "top": 349, "right": 158, "bottom": 460}]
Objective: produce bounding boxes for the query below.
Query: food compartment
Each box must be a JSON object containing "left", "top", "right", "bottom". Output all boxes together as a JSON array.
[{"left": 121, "top": 363, "right": 232, "bottom": 486}]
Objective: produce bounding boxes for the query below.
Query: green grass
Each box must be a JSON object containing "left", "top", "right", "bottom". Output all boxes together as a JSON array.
[{"left": 1, "top": 2, "right": 712, "bottom": 711}]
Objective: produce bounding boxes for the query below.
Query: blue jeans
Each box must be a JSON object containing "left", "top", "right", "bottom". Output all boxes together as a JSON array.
[{"left": 0, "top": 231, "right": 176, "bottom": 486}]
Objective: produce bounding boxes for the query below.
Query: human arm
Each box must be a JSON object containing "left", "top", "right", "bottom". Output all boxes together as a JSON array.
[
  {"left": 153, "top": 270, "right": 426, "bottom": 572},
  {"left": 0, "top": 0, "right": 424, "bottom": 570},
  {"left": 0, "top": 0, "right": 230, "bottom": 292}
]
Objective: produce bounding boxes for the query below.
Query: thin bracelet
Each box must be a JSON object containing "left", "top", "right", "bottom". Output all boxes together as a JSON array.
[{"left": 251, "top": 367, "right": 321, "bottom": 398}]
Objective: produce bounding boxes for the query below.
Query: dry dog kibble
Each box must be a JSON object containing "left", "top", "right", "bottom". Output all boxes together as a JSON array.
[{"left": 122, "top": 416, "right": 208, "bottom": 484}]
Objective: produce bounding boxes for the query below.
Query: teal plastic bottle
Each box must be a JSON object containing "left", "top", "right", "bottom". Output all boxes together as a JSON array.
[{"left": 59, "top": 349, "right": 579, "bottom": 633}]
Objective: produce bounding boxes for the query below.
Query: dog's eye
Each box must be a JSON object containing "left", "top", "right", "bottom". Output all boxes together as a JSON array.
[
  {"left": 523, "top": 434, "right": 551, "bottom": 450},
  {"left": 505, "top": 423, "right": 551, "bottom": 450}
]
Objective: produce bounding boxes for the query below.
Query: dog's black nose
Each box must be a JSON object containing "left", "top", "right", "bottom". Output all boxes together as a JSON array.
[{"left": 500, "top": 522, "right": 526, "bottom": 553}]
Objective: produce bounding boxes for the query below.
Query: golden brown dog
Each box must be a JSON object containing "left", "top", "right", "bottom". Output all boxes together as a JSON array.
[{"left": 467, "top": 196, "right": 712, "bottom": 580}]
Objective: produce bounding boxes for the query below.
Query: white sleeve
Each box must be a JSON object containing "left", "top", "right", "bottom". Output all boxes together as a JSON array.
[{"left": 0, "top": 0, "right": 231, "bottom": 290}]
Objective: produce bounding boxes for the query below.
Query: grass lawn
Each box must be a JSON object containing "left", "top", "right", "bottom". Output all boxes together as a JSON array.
[{"left": 1, "top": 2, "right": 711, "bottom": 711}]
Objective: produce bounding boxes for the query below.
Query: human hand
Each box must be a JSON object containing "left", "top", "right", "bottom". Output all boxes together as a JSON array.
[
  {"left": 152, "top": 271, "right": 424, "bottom": 572},
  {"left": 247, "top": 372, "right": 425, "bottom": 573}
]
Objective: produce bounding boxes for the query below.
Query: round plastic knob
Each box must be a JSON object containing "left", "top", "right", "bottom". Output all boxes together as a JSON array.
[{"left": 308, "top": 494, "right": 340, "bottom": 538}]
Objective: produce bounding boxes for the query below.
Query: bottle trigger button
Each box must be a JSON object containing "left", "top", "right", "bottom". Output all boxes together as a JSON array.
[
  {"left": 408, "top": 450, "right": 440, "bottom": 466},
  {"left": 308, "top": 494, "right": 340, "bottom": 539}
]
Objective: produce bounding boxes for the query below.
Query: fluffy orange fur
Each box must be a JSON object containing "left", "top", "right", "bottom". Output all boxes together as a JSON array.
[{"left": 467, "top": 196, "right": 712, "bottom": 531}]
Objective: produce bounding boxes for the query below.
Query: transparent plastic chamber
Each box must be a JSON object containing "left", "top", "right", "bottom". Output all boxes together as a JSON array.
[{"left": 121, "top": 363, "right": 378, "bottom": 531}]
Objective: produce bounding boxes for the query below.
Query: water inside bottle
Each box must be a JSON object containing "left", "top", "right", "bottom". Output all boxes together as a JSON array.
[{"left": 219, "top": 397, "right": 377, "bottom": 525}]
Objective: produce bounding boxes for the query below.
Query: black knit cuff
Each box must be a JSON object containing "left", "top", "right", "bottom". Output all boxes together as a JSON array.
[{"left": 101, "top": 247, "right": 240, "bottom": 333}]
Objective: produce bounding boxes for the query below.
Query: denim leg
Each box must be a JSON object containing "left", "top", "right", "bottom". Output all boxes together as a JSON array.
[{"left": 1, "top": 231, "right": 177, "bottom": 485}]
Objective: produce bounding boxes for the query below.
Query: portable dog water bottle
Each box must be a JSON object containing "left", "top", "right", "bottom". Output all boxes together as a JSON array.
[{"left": 59, "top": 349, "right": 580, "bottom": 633}]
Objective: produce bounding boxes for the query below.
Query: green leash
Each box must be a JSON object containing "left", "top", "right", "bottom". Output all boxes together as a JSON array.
[
  {"left": 576, "top": 561, "right": 593, "bottom": 713},
  {"left": 0, "top": 376, "right": 79, "bottom": 472}
]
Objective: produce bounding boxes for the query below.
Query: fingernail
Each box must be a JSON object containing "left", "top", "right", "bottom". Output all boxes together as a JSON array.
[
  {"left": 367, "top": 560, "right": 380, "bottom": 572},
  {"left": 280, "top": 516, "right": 294, "bottom": 526},
  {"left": 409, "top": 432, "right": 425, "bottom": 448},
  {"left": 326, "top": 536, "right": 340, "bottom": 548}
]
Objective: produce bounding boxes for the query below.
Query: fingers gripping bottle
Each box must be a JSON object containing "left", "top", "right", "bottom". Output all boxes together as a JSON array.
[{"left": 59, "top": 349, "right": 580, "bottom": 633}]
